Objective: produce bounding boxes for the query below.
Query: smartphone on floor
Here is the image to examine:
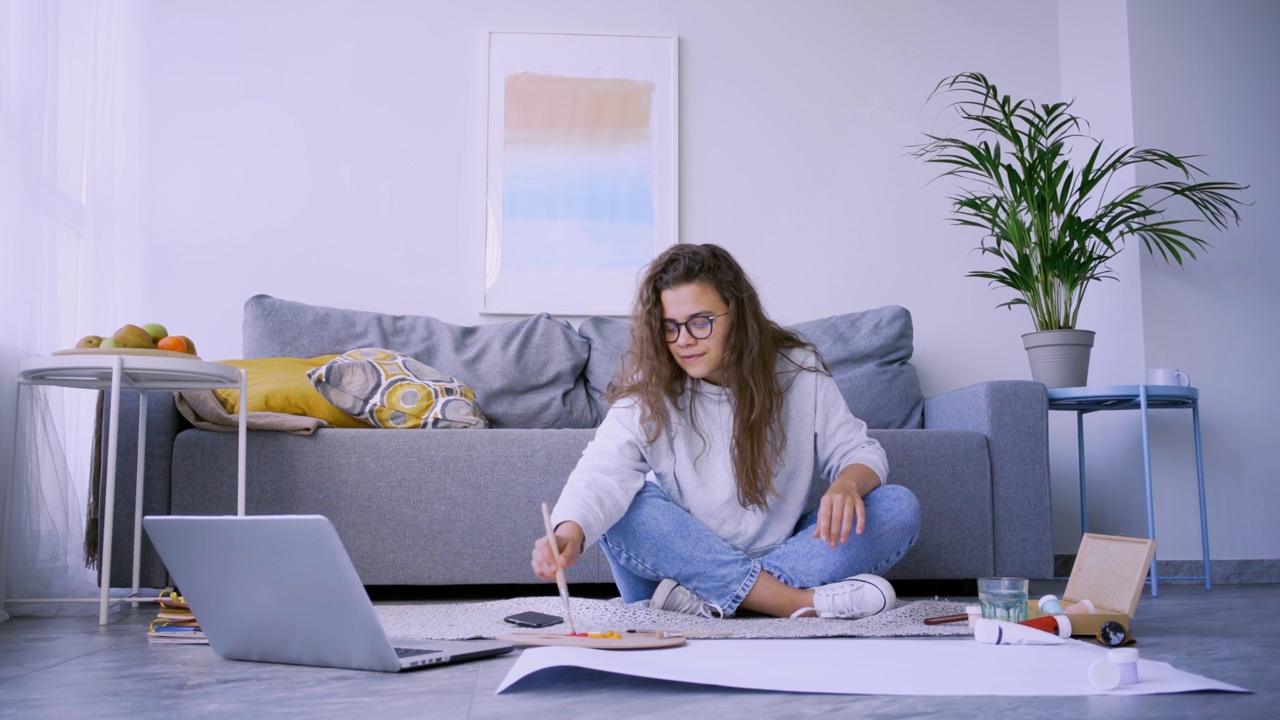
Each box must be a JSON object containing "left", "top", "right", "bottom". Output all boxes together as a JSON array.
[{"left": 503, "top": 611, "right": 563, "bottom": 628}]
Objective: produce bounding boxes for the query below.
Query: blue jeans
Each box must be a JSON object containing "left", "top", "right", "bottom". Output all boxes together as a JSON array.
[{"left": 600, "top": 482, "right": 921, "bottom": 616}]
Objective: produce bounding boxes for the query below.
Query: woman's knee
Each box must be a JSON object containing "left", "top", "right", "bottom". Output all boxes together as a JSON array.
[{"left": 869, "top": 484, "right": 922, "bottom": 537}]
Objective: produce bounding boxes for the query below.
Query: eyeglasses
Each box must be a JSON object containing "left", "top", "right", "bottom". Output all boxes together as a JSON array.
[{"left": 662, "top": 312, "right": 729, "bottom": 343}]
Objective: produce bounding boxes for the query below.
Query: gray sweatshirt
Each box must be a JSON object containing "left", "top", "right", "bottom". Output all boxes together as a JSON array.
[{"left": 551, "top": 349, "right": 888, "bottom": 557}]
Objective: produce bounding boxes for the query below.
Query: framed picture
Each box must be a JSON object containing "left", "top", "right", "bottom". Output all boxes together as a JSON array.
[{"left": 483, "top": 30, "right": 679, "bottom": 316}]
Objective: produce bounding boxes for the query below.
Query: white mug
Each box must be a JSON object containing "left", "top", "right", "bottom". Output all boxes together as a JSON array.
[{"left": 1146, "top": 368, "right": 1191, "bottom": 386}]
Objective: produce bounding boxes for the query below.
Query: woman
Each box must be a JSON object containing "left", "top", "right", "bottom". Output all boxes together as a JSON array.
[{"left": 530, "top": 244, "right": 921, "bottom": 618}]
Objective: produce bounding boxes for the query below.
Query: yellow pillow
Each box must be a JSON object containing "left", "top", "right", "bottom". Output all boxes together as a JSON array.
[{"left": 213, "top": 356, "right": 370, "bottom": 428}]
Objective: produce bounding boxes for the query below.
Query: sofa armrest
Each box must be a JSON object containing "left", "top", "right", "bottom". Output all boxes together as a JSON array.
[
  {"left": 98, "top": 390, "right": 188, "bottom": 588},
  {"left": 923, "top": 380, "right": 1051, "bottom": 579}
]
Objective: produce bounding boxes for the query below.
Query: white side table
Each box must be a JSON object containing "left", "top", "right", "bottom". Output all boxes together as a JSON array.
[{"left": 3, "top": 351, "right": 247, "bottom": 624}]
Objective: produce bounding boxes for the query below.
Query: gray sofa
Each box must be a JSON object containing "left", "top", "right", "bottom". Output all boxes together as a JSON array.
[{"left": 103, "top": 295, "right": 1052, "bottom": 591}]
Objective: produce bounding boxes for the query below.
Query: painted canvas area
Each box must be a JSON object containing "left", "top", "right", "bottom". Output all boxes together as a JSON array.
[
  {"left": 500, "top": 69, "right": 657, "bottom": 273},
  {"left": 483, "top": 32, "right": 676, "bottom": 315}
]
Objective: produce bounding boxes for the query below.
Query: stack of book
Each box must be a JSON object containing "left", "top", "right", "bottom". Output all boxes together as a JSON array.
[{"left": 147, "top": 589, "right": 207, "bottom": 645}]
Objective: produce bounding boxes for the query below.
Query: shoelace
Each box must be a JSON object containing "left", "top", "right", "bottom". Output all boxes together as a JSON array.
[{"left": 810, "top": 579, "right": 885, "bottom": 619}]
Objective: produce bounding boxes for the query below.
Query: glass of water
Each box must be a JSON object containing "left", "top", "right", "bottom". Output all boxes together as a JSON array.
[{"left": 978, "top": 577, "right": 1029, "bottom": 622}]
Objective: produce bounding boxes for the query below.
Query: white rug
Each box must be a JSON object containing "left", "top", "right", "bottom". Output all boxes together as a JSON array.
[{"left": 374, "top": 596, "right": 974, "bottom": 640}]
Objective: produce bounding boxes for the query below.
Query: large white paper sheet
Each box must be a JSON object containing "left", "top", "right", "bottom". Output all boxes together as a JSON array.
[{"left": 497, "top": 638, "right": 1248, "bottom": 696}]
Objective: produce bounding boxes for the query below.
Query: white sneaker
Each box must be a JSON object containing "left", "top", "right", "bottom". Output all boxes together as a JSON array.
[
  {"left": 649, "top": 579, "right": 724, "bottom": 618},
  {"left": 792, "top": 574, "right": 896, "bottom": 619}
]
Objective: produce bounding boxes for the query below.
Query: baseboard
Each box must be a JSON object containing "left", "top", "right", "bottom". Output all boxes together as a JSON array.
[{"left": 1054, "top": 554, "right": 1280, "bottom": 584}]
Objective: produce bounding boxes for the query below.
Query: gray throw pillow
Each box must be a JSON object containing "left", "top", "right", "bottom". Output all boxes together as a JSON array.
[
  {"left": 242, "top": 295, "right": 596, "bottom": 429},
  {"left": 791, "top": 306, "right": 924, "bottom": 430},
  {"left": 578, "top": 316, "right": 635, "bottom": 421},
  {"left": 576, "top": 306, "right": 924, "bottom": 430}
]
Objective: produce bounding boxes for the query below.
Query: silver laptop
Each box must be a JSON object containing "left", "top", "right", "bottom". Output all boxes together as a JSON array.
[{"left": 143, "top": 515, "right": 513, "bottom": 672}]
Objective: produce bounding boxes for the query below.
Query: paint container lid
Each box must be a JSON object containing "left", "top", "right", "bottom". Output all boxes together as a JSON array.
[
  {"left": 1068, "top": 598, "right": 1097, "bottom": 614},
  {"left": 1108, "top": 647, "right": 1139, "bottom": 664},
  {"left": 1052, "top": 613, "right": 1073, "bottom": 638},
  {"left": 1089, "top": 659, "right": 1121, "bottom": 690}
]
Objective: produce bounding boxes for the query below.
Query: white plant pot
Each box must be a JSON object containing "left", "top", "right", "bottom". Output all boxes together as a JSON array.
[{"left": 1022, "top": 329, "right": 1095, "bottom": 389}]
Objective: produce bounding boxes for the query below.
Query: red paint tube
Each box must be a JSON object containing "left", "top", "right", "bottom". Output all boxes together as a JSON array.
[{"left": 1018, "top": 613, "right": 1073, "bottom": 638}]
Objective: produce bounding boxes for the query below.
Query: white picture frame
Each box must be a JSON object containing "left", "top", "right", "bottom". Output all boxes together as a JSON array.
[{"left": 483, "top": 30, "right": 679, "bottom": 316}]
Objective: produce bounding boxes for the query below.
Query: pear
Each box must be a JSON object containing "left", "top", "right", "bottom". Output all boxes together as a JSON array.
[
  {"left": 142, "top": 323, "right": 168, "bottom": 343},
  {"left": 75, "top": 335, "right": 103, "bottom": 349},
  {"left": 113, "top": 323, "right": 155, "bottom": 349},
  {"left": 100, "top": 337, "right": 119, "bottom": 349}
]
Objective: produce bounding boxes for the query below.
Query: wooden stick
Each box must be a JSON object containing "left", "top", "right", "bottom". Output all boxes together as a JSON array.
[
  {"left": 923, "top": 613, "right": 969, "bottom": 626},
  {"left": 541, "top": 502, "right": 576, "bottom": 634}
]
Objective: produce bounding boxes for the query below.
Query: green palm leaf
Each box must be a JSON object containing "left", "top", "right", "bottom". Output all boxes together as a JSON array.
[{"left": 911, "top": 72, "right": 1249, "bottom": 330}]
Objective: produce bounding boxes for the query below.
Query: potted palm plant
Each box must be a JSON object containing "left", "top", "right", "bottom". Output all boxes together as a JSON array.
[{"left": 912, "top": 72, "right": 1247, "bottom": 387}]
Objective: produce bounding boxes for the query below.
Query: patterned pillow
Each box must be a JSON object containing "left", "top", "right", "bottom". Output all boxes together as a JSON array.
[{"left": 306, "top": 348, "right": 489, "bottom": 429}]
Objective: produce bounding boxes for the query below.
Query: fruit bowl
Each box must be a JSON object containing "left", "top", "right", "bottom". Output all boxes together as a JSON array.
[{"left": 53, "top": 347, "right": 203, "bottom": 360}]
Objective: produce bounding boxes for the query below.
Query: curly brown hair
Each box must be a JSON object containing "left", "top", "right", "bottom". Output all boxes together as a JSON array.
[{"left": 609, "top": 243, "right": 819, "bottom": 509}]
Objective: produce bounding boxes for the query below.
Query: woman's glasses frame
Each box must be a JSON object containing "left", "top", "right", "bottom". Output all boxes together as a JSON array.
[{"left": 662, "top": 312, "right": 730, "bottom": 343}]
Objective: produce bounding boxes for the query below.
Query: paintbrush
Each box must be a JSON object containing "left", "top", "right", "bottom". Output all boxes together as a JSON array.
[{"left": 541, "top": 502, "right": 577, "bottom": 634}]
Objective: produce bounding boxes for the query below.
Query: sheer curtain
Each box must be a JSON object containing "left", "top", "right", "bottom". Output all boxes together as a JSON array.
[{"left": 1, "top": 0, "right": 146, "bottom": 622}]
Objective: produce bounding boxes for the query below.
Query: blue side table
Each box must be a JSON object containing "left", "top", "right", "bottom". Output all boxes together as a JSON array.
[{"left": 1046, "top": 385, "right": 1210, "bottom": 596}]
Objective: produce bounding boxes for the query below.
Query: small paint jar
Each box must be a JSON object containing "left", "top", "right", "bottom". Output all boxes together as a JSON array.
[
  {"left": 1109, "top": 647, "right": 1140, "bottom": 685},
  {"left": 1089, "top": 659, "right": 1121, "bottom": 690},
  {"left": 1037, "top": 594, "right": 1064, "bottom": 615},
  {"left": 1066, "top": 598, "right": 1097, "bottom": 615},
  {"left": 965, "top": 604, "right": 981, "bottom": 628}
]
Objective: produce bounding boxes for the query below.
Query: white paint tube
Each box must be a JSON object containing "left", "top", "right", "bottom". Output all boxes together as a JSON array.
[{"left": 973, "top": 619, "right": 1067, "bottom": 646}]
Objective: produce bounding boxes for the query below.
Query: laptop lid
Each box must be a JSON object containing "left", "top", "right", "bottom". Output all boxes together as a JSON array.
[{"left": 143, "top": 515, "right": 512, "bottom": 672}]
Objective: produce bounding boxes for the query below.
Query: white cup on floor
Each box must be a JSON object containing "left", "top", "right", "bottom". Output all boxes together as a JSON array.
[{"left": 1146, "top": 368, "right": 1191, "bottom": 386}]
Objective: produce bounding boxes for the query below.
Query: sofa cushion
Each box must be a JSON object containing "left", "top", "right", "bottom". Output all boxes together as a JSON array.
[
  {"left": 242, "top": 295, "right": 596, "bottom": 429},
  {"left": 213, "top": 356, "right": 370, "bottom": 428},
  {"left": 578, "top": 306, "right": 924, "bottom": 429},
  {"left": 307, "top": 348, "right": 488, "bottom": 429},
  {"left": 578, "top": 316, "right": 634, "bottom": 420},
  {"left": 792, "top": 306, "right": 924, "bottom": 430}
]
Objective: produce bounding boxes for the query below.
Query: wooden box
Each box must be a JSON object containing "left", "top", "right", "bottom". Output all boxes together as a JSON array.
[{"left": 1026, "top": 533, "right": 1156, "bottom": 637}]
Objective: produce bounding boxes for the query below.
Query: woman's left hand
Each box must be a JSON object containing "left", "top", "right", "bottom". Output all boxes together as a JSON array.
[
  {"left": 815, "top": 478, "right": 865, "bottom": 548},
  {"left": 813, "top": 464, "right": 881, "bottom": 548}
]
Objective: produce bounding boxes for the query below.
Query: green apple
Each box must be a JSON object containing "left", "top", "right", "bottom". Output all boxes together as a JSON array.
[{"left": 142, "top": 323, "right": 168, "bottom": 343}]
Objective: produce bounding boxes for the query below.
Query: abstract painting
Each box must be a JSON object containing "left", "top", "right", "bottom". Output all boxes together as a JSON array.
[{"left": 484, "top": 31, "right": 678, "bottom": 315}]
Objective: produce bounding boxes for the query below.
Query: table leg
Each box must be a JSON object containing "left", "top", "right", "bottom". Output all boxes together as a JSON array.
[
  {"left": 130, "top": 392, "right": 148, "bottom": 606},
  {"left": 0, "top": 383, "right": 22, "bottom": 614},
  {"left": 1077, "top": 411, "right": 1088, "bottom": 536},
  {"left": 237, "top": 369, "right": 247, "bottom": 516},
  {"left": 1192, "top": 399, "right": 1212, "bottom": 590},
  {"left": 1139, "top": 386, "right": 1158, "bottom": 597},
  {"left": 99, "top": 355, "right": 123, "bottom": 624}
]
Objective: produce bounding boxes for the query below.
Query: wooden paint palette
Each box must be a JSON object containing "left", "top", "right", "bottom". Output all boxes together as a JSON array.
[{"left": 496, "top": 633, "right": 686, "bottom": 650}]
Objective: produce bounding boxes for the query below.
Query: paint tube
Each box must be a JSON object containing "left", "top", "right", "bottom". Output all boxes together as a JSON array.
[
  {"left": 1019, "top": 613, "right": 1073, "bottom": 638},
  {"left": 973, "top": 618, "right": 1067, "bottom": 646}
]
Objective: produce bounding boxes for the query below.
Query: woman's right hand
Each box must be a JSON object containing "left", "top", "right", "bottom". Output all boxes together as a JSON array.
[{"left": 531, "top": 521, "right": 585, "bottom": 580}]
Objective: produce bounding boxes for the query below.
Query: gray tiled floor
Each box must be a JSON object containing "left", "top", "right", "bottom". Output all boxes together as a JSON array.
[{"left": 0, "top": 582, "right": 1274, "bottom": 719}]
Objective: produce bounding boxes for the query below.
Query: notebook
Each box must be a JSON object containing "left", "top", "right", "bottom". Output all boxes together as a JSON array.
[{"left": 143, "top": 515, "right": 513, "bottom": 672}]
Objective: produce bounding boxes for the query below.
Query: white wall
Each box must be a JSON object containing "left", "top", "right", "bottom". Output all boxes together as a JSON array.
[
  {"left": 1128, "top": 0, "right": 1280, "bottom": 562},
  {"left": 134, "top": 1, "right": 1278, "bottom": 561}
]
